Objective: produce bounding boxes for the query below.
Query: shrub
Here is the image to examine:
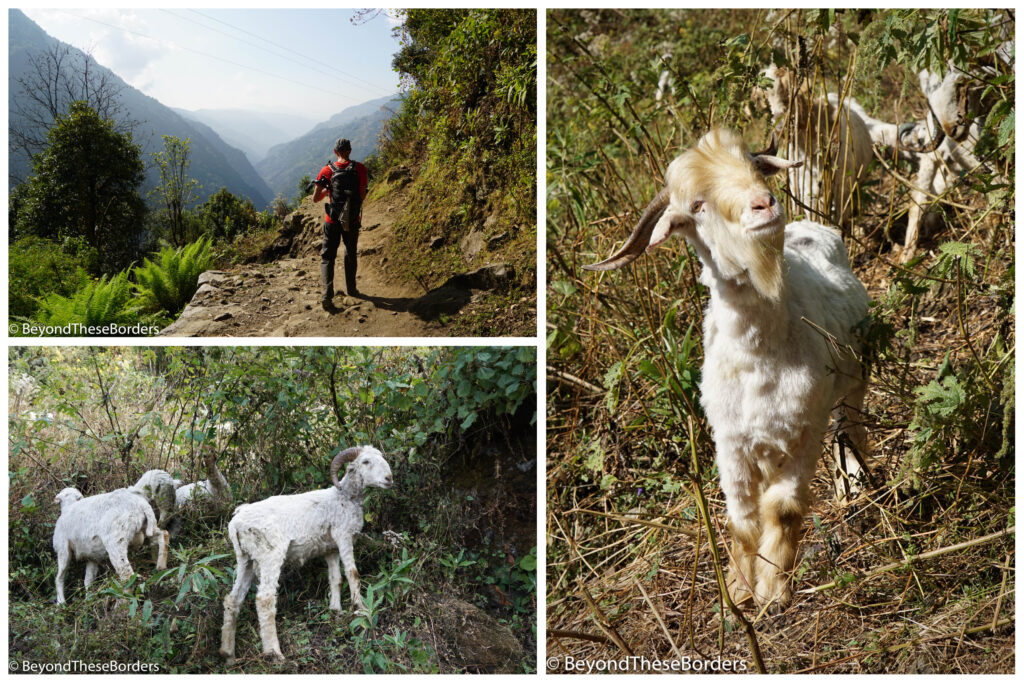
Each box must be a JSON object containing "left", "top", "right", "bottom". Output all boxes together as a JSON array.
[
  {"left": 133, "top": 236, "right": 214, "bottom": 318},
  {"left": 32, "top": 271, "right": 139, "bottom": 334},
  {"left": 8, "top": 236, "right": 94, "bottom": 319}
]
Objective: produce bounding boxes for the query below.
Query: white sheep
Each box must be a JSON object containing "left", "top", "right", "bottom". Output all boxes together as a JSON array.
[
  {"left": 585, "top": 129, "right": 870, "bottom": 611},
  {"left": 52, "top": 487, "right": 169, "bottom": 604},
  {"left": 754, "top": 65, "right": 875, "bottom": 230},
  {"left": 130, "top": 469, "right": 178, "bottom": 528},
  {"left": 175, "top": 448, "right": 232, "bottom": 509},
  {"left": 219, "top": 445, "right": 394, "bottom": 663}
]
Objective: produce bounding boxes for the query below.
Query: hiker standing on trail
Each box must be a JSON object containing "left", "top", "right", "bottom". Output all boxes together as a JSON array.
[{"left": 313, "top": 137, "right": 368, "bottom": 308}]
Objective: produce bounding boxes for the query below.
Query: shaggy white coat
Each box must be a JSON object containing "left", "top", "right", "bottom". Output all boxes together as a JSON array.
[
  {"left": 219, "top": 446, "right": 393, "bottom": 663},
  {"left": 588, "top": 130, "right": 870, "bottom": 610},
  {"left": 130, "top": 469, "right": 178, "bottom": 527},
  {"left": 52, "top": 487, "right": 169, "bottom": 604}
]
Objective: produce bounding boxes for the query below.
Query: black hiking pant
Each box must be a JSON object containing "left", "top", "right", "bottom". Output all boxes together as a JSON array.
[{"left": 321, "top": 218, "right": 359, "bottom": 296}]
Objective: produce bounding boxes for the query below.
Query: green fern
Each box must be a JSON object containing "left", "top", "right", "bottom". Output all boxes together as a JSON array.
[
  {"left": 33, "top": 271, "right": 138, "bottom": 332},
  {"left": 134, "top": 237, "right": 213, "bottom": 317}
]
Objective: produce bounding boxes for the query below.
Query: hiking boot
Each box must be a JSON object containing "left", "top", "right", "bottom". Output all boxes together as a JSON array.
[{"left": 321, "top": 262, "right": 335, "bottom": 306}]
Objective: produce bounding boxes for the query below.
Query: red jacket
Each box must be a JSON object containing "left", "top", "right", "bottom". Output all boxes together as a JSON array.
[{"left": 317, "top": 160, "right": 368, "bottom": 225}]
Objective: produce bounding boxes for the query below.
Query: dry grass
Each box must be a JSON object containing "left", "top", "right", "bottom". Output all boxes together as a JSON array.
[{"left": 545, "top": 8, "right": 1014, "bottom": 674}]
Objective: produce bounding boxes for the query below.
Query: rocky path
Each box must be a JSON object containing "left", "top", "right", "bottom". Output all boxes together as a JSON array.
[{"left": 160, "top": 190, "right": 515, "bottom": 337}]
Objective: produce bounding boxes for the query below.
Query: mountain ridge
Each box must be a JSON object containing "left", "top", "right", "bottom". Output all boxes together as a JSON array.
[{"left": 8, "top": 9, "right": 274, "bottom": 208}]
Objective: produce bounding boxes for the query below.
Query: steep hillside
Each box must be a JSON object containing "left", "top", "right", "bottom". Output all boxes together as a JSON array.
[
  {"left": 255, "top": 94, "right": 400, "bottom": 198},
  {"left": 8, "top": 10, "right": 273, "bottom": 208},
  {"left": 173, "top": 108, "right": 318, "bottom": 163}
]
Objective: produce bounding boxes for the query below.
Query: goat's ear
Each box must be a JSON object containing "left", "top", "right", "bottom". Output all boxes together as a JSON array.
[
  {"left": 750, "top": 154, "right": 803, "bottom": 177},
  {"left": 645, "top": 208, "right": 694, "bottom": 252}
]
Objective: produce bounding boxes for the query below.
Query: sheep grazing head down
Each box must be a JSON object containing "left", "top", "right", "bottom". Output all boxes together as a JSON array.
[
  {"left": 585, "top": 129, "right": 802, "bottom": 301},
  {"left": 330, "top": 445, "right": 393, "bottom": 490},
  {"left": 54, "top": 487, "right": 84, "bottom": 514}
]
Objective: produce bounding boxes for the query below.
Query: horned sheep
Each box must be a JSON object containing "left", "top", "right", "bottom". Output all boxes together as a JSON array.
[
  {"left": 219, "top": 445, "right": 393, "bottom": 663},
  {"left": 585, "top": 129, "right": 870, "bottom": 611}
]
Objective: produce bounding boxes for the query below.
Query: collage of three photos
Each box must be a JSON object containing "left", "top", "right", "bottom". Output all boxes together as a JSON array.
[{"left": 7, "top": 7, "right": 1015, "bottom": 675}]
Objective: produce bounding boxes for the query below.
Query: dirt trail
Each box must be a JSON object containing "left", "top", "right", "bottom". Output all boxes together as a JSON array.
[{"left": 160, "top": 189, "right": 514, "bottom": 337}]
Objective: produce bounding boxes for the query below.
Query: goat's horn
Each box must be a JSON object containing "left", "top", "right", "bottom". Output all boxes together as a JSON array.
[
  {"left": 583, "top": 188, "right": 670, "bottom": 272},
  {"left": 330, "top": 447, "right": 362, "bottom": 488},
  {"left": 752, "top": 132, "right": 779, "bottom": 158}
]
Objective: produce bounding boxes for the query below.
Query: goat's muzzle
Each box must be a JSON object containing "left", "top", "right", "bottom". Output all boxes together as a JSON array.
[{"left": 583, "top": 188, "right": 670, "bottom": 271}]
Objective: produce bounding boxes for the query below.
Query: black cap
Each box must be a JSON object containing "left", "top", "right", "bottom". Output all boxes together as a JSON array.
[{"left": 334, "top": 138, "right": 352, "bottom": 153}]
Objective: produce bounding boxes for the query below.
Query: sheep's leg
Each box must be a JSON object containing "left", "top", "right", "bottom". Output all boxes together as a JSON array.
[
  {"left": 831, "top": 384, "right": 871, "bottom": 503},
  {"left": 55, "top": 549, "right": 70, "bottom": 605},
  {"left": 718, "top": 456, "right": 762, "bottom": 607},
  {"left": 254, "top": 555, "right": 286, "bottom": 661},
  {"left": 756, "top": 458, "right": 813, "bottom": 612},
  {"left": 219, "top": 556, "right": 254, "bottom": 664},
  {"left": 334, "top": 533, "right": 365, "bottom": 613},
  {"left": 84, "top": 561, "right": 99, "bottom": 588},
  {"left": 102, "top": 536, "right": 135, "bottom": 583},
  {"left": 326, "top": 552, "right": 343, "bottom": 612},
  {"left": 154, "top": 529, "right": 169, "bottom": 571}
]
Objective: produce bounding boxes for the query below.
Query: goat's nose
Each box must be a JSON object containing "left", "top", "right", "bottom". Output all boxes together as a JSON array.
[{"left": 751, "top": 193, "right": 776, "bottom": 212}]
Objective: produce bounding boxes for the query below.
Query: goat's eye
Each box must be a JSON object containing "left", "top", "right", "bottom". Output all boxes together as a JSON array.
[{"left": 690, "top": 200, "right": 704, "bottom": 213}]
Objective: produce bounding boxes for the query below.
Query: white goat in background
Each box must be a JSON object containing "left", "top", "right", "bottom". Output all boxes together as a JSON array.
[
  {"left": 753, "top": 65, "right": 874, "bottom": 230},
  {"left": 53, "top": 487, "right": 169, "bottom": 604},
  {"left": 585, "top": 130, "right": 870, "bottom": 611},
  {"left": 219, "top": 446, "right": 393, "bottom": 663}
]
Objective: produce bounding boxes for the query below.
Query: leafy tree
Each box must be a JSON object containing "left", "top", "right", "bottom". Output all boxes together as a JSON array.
[
  {"left": 198, "top": 187, "right": 260, "bottom": 240},
  {"left": 151, "top": 135, "right": 201, "bottom": 247},
  {"left": 9, "top": 44, "right": 135, "bottom": 185},
  {"left": 13, "top": 101, "right": 147, "bottom": 273}
]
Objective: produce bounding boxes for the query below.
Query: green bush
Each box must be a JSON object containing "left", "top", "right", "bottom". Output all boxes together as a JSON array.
[
  {"left": 8, "top": 236, "right": 94, "bottom": 320},
  {"left": 31, "top": 271, "right": 140, "bottom": 334},
  {"left": 133, "top": 236, "right": 214, "bottom": 318}
]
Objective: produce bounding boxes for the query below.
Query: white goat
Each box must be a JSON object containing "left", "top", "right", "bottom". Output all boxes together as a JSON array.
[
  {"left": 219, "top": 446, "right": 393, "bottom": 663},
  {"left": 53, "top": 487, "right": 169, "bottom": 604},
  {"left": 585, "top": 130, "right": 870, "bottom": 611},
  {"left": 754, "top": 65, "right": 875, "bottom": 230}
]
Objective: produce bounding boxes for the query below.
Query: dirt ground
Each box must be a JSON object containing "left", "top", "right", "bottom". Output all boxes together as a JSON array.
[{"left": 160, "top": 189, "right": 523, "bottom": 337}]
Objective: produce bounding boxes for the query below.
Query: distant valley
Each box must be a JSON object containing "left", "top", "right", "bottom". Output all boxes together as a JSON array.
[{"left": 8, "top": 10, "right": 397, "bottom": 209}]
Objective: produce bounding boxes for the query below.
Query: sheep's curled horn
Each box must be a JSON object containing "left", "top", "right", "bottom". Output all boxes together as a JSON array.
[
  {"left": 583, "top": 134, "right": 782, "bottom": 272},
  {"left": 330, "top": 446, "right": 363, "bottom": 487}
]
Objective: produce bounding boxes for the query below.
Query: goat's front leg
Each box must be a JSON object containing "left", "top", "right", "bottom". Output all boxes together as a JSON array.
[
  {"left": 756, "top": 455, "right": 815, "bottom": 612},
  {"left": 333, "top": 532, "right": 365, "bottom": 613},
  {"left": 326, "top": 552, "right": 343, "bottom": 612},
  {"left": 718, "top": 454, "right": 762, "bottom": 607}
]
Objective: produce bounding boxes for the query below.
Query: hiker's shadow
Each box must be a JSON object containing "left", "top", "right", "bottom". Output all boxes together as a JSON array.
[{"left": 356, "top": 286, "right": 473, "bottom": 322}]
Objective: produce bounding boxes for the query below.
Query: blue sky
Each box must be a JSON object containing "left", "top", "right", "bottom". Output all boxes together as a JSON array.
[{"left": 22, "top": 8, "right": 403, "bottom": 122}]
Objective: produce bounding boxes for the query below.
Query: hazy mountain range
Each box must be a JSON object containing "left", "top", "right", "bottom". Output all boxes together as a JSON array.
[{"left": 8, "top": 10, "right": 398, "bottom": 209}]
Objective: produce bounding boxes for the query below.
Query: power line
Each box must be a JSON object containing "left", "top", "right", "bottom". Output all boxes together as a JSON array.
[
  {"left": 165, "top": 9, "right": 394, "bottom": 98},
  {"left": 56, "top": 10, "right": 393, "bottom": 106},
  {"left": 187, "top": 9, "right": 392, "bottom": 95}
]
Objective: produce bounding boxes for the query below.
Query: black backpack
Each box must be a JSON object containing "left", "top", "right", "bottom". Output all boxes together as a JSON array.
[{"left": 327, "top": 161, "right": 361, "bottom": 225}]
